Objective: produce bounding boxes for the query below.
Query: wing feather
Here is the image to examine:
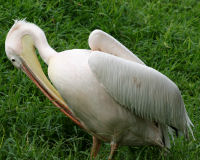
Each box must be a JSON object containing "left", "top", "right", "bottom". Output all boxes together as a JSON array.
[
  {"left": 88, "top": 51, "right": 193, "bottom": 136},
  {"left": 88, "top": 29, "right": 145, "bottom": 65}
]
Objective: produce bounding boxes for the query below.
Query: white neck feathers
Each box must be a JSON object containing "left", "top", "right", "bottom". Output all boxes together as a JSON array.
[{"left": 6, "top": 20, "right": 57, "bottom": 64}]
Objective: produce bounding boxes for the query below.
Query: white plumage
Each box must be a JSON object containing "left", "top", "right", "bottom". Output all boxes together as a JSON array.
[{"left": 89, "top": 52, "right": 192, "bottom": 133}]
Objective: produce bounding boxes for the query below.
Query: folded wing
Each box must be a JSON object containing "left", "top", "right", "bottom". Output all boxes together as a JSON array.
[{"left": 88, "top": 51, "right": 193, "bottom": 137}]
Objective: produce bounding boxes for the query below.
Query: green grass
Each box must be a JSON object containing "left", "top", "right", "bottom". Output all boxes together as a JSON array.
[{"left": 0, "top": 0, "right": 200, "bottom": 159}]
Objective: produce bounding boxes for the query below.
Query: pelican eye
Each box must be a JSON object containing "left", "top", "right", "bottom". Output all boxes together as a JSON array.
[{"left": 11, "top": 58, "right": 15, "bottom": 62}]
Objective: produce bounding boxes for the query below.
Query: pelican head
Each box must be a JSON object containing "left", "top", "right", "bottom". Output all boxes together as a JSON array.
[
  {"left": 5, "top": 20, "right": 59, "bottom": 100},
  {"left": 5, "top": 20, "right": 81, "bottom": 126}
]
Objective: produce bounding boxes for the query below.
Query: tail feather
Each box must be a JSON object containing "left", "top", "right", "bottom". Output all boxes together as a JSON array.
[
  {"left": 185, "top": 112, "right": 195, "bottom": 140},
  {"left": 160, "top": 124, "right": 171, "bottom": 149}
]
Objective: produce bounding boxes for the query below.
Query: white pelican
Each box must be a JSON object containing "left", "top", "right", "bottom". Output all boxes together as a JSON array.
[{"left": 5, "top": 20, "right": 194, "bottom": 159}]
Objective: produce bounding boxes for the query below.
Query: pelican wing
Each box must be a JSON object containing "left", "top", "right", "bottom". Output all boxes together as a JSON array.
[
  {"left": 88, "top": 29, "right": 145, "bottom": 65},
  {"left": 88, "top": 51, "right": 193, "bottom": 136}
]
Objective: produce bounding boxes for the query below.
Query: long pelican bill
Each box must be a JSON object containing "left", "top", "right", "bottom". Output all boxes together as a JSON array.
[{"left": 19, "top": 35, "right": 82, "bottom": 127}]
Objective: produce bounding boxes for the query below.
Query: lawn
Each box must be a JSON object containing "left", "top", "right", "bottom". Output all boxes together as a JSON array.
[{"left": 0, "top": 0, "right": 200, "bottom": 159}]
